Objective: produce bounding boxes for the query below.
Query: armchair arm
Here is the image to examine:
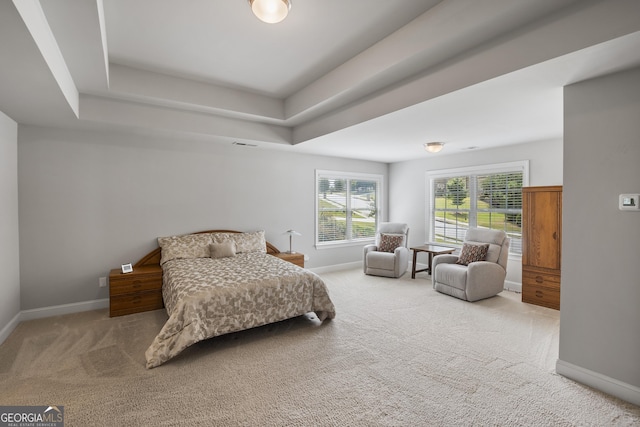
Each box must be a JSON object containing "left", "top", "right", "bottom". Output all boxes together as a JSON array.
[
  {"left": 394, "top": 246, "right": 410, "bottom": 275},
  {"left": 431, "top": 254, "right": 459, "bottom": 288},
  {"left": 432, "top": 253, "right": 459, "bottom": 271},
  {"left": 466, "top": 261, "right": 506, "bottom": 301},
  {"left": 467, "top": 261, "right": 505, "bottom": 276},
  {"left": 363, "top": 244, "right": 378, "bottom": 273},
  {"left": 363, "top": 244, "right": 378, "bottom": 255}
]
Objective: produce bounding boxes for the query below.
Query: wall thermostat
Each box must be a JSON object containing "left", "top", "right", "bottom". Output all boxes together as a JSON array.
[{"left": 619, "top": 194, "right": 639, "bottom": 211}]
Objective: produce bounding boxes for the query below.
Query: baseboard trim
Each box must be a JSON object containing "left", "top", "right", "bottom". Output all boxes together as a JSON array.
[
  {"left": 309, "top": 261, "right": 361, "bottom": 274},
  {"left": 556, "top": 359, "right": 640, "bottom": 406},
  {"left": 20, "top": 298, "right": 109, "bottom": 322},
  {"left": 0, "top": 311, "right": 21, "bottom": 346},
  {"left": 0, "top": 298, "right": 109, "bottom": 346},
  {"left": 504, "top": 280, "right": 521, "bottom": 293}
]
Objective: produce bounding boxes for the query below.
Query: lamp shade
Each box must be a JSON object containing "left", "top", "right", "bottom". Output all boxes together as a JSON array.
[
  {"left": 250, "top": 0, "right": 291, "bottom": 24},
  {"left": 424, "top": 142, "right": 444, "bottom": 153}
]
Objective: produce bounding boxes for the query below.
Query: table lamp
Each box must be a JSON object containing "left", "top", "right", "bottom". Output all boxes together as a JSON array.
[{"left": 284, "top": 229, "right": 301, "bottom": 253}]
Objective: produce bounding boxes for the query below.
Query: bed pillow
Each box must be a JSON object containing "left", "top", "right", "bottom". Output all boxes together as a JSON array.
[
  {"left": 212, "top": 231, "right": 266, "bottom": 254},
  {"left": 378, "top": 233, "right": 405, "bottom": 253},
  {"left": 158, "top": 233, "right": 213, "bottom": 265},
  {"left": 209, "top": 241, "right": 236, "bottom": 259},
  {"left": 455, "top": 243, "right": 489, "bottom": 266}
]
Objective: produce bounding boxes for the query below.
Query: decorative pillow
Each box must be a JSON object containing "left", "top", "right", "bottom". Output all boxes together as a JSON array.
[
  {"left": 158, "top": 233, "right": 213, "bottom": 265},
  {"left": 456, "top": 243, "right": 489, "bottom": 266},
  {"left": 378, "top": 233, "right": 405, "bottom": 253},
  {"left": 209, "top": 241, "right": 236, "bottom": 259},
  {"left": 211, "top": 231, "right": 266, "bottom": 254}
]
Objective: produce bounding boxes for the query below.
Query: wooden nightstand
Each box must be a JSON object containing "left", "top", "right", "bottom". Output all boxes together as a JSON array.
[
  {"left": 109, "top": 265, "right": 163, "bottom": 317},
  {"left": 273, "top": 252, "right": 305, "bottom": 268}
]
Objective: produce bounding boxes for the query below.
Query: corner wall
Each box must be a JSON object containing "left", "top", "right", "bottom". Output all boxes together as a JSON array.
[
  {"left": 558, "top": 66, "right": 640, "bottom": 405},
  {"left": 0, "top": 111, "right": 20, "bottom": 340}
]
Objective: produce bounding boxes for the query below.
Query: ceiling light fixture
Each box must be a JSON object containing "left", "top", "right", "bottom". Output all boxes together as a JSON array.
[
  {"left": 232, "top": 141, "right": 258, "bottom": 147},
  {"left": 249, "top": 0, "right": 291, "bottom": 24},
  {"left": 424, "top": 142, "right": 445, "bottom": 153}
]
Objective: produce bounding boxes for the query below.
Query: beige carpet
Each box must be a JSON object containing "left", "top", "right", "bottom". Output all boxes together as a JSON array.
[{"left": 1, "top": 268, "right": 638, "bottom": 426}]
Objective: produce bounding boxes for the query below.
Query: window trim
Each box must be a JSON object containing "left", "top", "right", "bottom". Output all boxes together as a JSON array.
[
  {"left": 425, "top": 161, "right": 529, "bottom": 254},
  {"left": 315, "top": 170, "right": 384, "bottom": 249}
]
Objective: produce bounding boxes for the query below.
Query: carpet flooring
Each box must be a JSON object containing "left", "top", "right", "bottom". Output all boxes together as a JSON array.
[{"left": 1, "top": 268, "right": 638, "bottom": 426}]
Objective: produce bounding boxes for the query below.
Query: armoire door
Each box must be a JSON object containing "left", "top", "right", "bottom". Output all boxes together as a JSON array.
[{"left": 522, "top": 187, "right": 562, "bottom": 270}]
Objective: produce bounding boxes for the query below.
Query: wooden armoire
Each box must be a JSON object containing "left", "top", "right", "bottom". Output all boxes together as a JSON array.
[{"left": 521, "top": 186, "right": 562, "bottom": 310}]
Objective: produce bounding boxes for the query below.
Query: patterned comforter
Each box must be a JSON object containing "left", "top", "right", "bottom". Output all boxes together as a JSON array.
[{"left": 145, "top": 253, "right": 336, "bottom": 368}]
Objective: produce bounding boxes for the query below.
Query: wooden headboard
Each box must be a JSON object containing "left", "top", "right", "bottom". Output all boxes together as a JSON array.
[{"left": 134, "top": 230, "right": 281, "bottom": 268}]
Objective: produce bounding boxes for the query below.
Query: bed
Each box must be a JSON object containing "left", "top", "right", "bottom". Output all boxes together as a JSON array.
[{"left": 142, "top": 230, "right": 336, "bottom": 368}]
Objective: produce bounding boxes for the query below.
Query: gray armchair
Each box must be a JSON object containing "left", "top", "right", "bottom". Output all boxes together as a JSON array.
[
  {"left": 363, "top": 222, "right": 410, "bottom": 278},
  {"left": 432, "top": 228, "right": 510, "bottom": 301}
]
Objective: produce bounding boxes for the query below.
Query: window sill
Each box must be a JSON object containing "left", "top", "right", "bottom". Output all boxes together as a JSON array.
[{"left": 315, "top": 239, "right": 375, "bottom": 250}]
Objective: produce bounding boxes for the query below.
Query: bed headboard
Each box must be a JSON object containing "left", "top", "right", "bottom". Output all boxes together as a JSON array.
[{"left": 134, "top": 230, "right": 281, "bottom": 268}]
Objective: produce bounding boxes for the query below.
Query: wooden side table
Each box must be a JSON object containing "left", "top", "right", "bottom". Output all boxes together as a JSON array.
[
  {"left": 410, "top": 244, "right": 456, "bottom": 278},
  {"left": 272, "top": 252, "right": 305, "bottom": 268},
  {"left": 109, "top": 265, "right": 163, "bottom": 317}
]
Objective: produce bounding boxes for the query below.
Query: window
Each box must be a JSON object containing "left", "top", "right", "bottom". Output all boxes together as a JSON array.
[
  {"left": 316, "top": 170, "right": 382, "bottom": 246},
  {"left": 427, "top": 161, "right": 528, "bottom": 254}
]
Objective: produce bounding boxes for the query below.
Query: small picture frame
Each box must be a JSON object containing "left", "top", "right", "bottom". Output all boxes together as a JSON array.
[{"left": 121, "top": 263, "right": 133, "bottom": 274}]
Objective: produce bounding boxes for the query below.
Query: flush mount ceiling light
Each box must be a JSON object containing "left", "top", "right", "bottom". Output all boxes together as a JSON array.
[
  {"left": 249, "top": 0, "right": 291, "bottom": 24},
  {"left": 424, "top": 142, "right": 445, "bottom": 153}
]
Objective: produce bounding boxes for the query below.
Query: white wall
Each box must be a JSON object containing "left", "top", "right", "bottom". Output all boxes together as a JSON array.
[
  {"left": 17, "top": 125, "right": 387, "bottom": 310},
  {"left": 388, "top": 139, "right": 563, "bottom": 286},
  {"left": 0, "top": 111, "right": 20, "bottom": 335},
  {"left": 558, "top": 67, "right": 640, "bottom": 405}
]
